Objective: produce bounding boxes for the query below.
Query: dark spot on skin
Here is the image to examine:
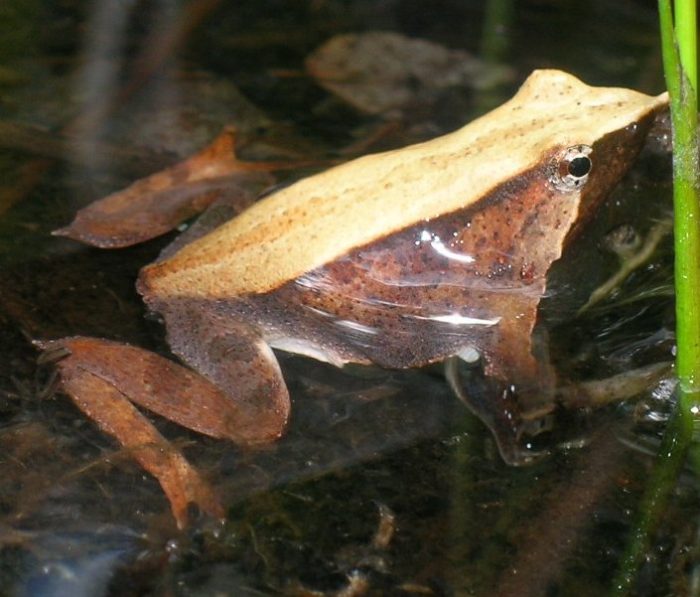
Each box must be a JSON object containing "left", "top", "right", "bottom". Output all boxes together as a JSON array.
[
  {"left": 489, "top": 261, "right": 513, "bottom": 278},
  {"left": 521, "top": 209, "right": 539, "bottom": 231},
  {"left": 520, "top": 262, "right": 536, "bottom": 282}
]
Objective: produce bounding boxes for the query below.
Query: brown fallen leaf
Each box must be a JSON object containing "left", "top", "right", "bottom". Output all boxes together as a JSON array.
[
  {"left": 54, "top": 127, "right": 295, "bottom": 248},
  {"left": 306, "top": 31, "right": 511, "bottom": 115}
]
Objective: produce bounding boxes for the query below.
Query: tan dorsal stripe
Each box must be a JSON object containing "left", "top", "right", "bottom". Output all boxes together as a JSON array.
[{"left": 144, "top": 69, "right": 667, "bottom": 299}]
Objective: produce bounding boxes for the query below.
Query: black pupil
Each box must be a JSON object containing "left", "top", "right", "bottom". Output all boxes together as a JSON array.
[{"left": 568, "top": 155, "right": 592, "bottom": 178}]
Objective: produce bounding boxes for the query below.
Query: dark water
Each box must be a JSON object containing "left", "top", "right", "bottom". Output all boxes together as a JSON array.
[{"left": 0, "top": 1, "right": 688, "bottom": 595}]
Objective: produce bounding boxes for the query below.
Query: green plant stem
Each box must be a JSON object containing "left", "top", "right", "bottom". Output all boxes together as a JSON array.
[
  {"left": 675, "top": 0, "right": 697, "bottom": 91},
  {"left": 670, "top": 1, "right": 700, "bottom": 394},
  {"left": 480, "top": 0, "right": 514, "bottom": 64},
  {"left": 611, "top": 0, "right": 699, "bottom": 593},
  {"left": 611, "top": 402, "right": 694, "bottom": 595}
]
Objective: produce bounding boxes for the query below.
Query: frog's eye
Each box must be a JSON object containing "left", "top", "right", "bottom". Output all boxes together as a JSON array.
[{"left": 548, "top": 144, "right": 593, "bottom": 192}]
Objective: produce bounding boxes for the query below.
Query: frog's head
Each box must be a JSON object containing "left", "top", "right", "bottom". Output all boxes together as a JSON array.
[{"left": 462, "top": 70, "right": 668, "bottom": 266}]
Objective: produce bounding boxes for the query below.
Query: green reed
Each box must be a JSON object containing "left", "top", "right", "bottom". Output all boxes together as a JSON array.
[{"left": 612, "top": 0, "right": 699, "bottom": 594}]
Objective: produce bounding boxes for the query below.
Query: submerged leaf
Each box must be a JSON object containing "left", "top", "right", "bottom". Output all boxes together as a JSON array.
[
  {"left": 306, "top": 31, "right": 510, "bottom": 115},
  {"left": 54, "top": 128, "right": 286, "bottom": 248}
]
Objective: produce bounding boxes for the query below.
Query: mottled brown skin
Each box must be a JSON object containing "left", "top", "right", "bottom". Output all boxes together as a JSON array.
[{"left": 140, "top": 116, "right": 657, "bottom": 464}]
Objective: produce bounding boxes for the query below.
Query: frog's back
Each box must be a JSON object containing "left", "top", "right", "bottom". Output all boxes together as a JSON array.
[{"left": 140, "top": 69, "right": 666, "bottom": 301}]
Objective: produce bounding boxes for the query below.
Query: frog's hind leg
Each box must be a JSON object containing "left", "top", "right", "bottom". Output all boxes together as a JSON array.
[
  {"left": 41, "top": 337, "right": 232, "bottom": 528},
  {"left": 40, "top": 319, "right": 290, "bottom": 526},
  {"left": 158, "top": 299, "right": 291, "bottom": 446}
]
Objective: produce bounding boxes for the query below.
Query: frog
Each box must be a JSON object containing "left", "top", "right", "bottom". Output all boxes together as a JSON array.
[{"left": 46, "top": 70, "right": 668, "bottom": 526}]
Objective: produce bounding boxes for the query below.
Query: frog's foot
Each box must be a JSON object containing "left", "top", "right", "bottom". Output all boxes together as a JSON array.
[
  {"left": 39, "top": 336, "right": 289, "bottom": 527},
  {"left": 556, "top": 361, "right": 673, "bottom": 409},
  {"left": 445, "top": 358, "right": 550, "bottom": 465}
]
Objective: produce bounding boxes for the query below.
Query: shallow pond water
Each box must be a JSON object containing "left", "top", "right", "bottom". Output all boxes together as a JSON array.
[{"left": 0, "top": 1, "right": 690, "bottom": 595}]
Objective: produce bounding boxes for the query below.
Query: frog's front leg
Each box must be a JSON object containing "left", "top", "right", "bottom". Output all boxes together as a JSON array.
[{"left": 446, "top": 297, "right": 556, "bottom": 464}]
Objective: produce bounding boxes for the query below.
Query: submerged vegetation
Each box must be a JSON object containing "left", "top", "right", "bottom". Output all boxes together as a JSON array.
[{"left": 614, "top": 0, "right": 700, "bottom": 593}]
